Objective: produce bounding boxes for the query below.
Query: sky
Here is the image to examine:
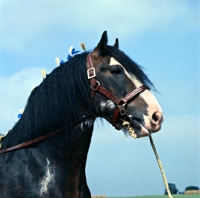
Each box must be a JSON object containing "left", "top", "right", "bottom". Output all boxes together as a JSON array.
[{"left": 0, "top": 0, "right": 199, "bottom": 196}]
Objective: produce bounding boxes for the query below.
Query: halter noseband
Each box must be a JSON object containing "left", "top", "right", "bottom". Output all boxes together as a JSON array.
[{"left": 86, "top": 53, "right": 149, "bottom": 129}]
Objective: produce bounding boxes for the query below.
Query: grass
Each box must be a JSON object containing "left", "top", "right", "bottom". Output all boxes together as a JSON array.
[{"left": 108, "top": 195, "right": 200, "bottom": 198}]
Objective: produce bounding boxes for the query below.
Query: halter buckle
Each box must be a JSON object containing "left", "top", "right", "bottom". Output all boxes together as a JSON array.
[
  {"left": 117, "top": 103, "right": 127, "bottom": 116},
  {"left": 87, "top": 68, "right": 96, "bottom": 79}
]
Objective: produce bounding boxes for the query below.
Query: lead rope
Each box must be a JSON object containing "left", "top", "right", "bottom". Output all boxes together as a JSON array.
[
  {"left": 149, "top": 135, "right": 173, "bottom": 198},
  {"left": 122, "top": 120, "right": 172, "bottom": 198}
]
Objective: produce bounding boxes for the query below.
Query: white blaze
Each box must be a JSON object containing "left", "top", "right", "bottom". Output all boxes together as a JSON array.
[
  {"left": 109, "top": 57, "right": 142, "bottom": 88},
  {"left": 141, "top": 90, "right": 163, "bottom": 126},
  {"left": 109, "top": 57, "right": 163, "bottom": 128}
]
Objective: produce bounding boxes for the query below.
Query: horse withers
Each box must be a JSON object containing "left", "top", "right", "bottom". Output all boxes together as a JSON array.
[{"left": 0, "top": 31, "right": 163, "bottom": 198}]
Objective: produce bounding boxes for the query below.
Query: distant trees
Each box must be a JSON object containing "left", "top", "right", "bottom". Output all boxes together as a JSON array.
[
  {"left": 185, "top": 186, "right": 199, "bottom": 191},
  {"left": 184, "top": 186, "right": 200, "bottom": 194},
  {"left": 164, "top": 183, "right": 178, "bottom": 195},
  {"left": 164, "top": 184, "right": 200, "bottom": 195}
]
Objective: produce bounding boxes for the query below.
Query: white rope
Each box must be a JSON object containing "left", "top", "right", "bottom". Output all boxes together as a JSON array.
[
  {"left": 149, "top": 135, "right": 173, "bottom": 198},
  {"left": 118, "top": 120, "right": 172, "bottom": 197}
]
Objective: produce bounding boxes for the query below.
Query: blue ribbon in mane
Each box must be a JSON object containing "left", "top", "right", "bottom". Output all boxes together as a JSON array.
[{"left": 67, "top": 47, "right": 80, "bottom": 60}]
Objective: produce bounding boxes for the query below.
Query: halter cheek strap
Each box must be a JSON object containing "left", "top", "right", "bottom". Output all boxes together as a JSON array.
[{"left": 86, "top": 53, "right": 149, "bottom": 129}]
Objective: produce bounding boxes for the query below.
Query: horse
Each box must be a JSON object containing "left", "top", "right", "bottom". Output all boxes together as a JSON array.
[{"left": 0, "top": 31, "right": 163, "bottom": 198}]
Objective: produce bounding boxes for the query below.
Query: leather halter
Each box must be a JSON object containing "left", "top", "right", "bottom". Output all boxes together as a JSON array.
[
  {"left": 0, "top": 53, "right": 148, "bottom": 154},
  {"left": 86, "top": 53, "right": 148, "bottom": 129}
]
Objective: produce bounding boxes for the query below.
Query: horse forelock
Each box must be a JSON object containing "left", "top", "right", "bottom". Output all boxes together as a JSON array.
[{"left": 104, "top": 46, "right": 155, "bottom": 91}]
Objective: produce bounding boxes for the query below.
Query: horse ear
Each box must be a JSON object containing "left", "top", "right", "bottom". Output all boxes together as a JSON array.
[
  {"left": 113, "top": 38, "right": 119, "bottom": 49},
  {"left": 96, "top": 31, "right": 108, "bottom": 53}
]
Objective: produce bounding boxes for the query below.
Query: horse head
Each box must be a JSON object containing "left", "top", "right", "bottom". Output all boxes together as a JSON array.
[{"left": 87, "top": 31, "right": 163, "bottom": 138}]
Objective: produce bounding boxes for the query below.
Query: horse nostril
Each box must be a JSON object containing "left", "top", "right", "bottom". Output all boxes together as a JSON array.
[
  {"left": 151, "top": 112, "right": 163, "bottom": 124},
  {"left": 152, "top": 112, "right": 159, "bottom": 122}
]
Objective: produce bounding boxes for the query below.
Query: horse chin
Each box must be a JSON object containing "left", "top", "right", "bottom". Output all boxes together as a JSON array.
[
  {"left": 136, "top": 125, "right": 150, "bottom": 138},
  {"left": 120, "top": 117, "right": 161, "bottom": 138},
  {"left": 132, "top": 122, "right": 162, "bottom": 138},
  {"left": 130, "top": 119, "right": 150, "bottom": 138}
]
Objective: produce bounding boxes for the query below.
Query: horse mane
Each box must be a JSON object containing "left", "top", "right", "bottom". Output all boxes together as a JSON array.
[
  {"left": 2, "top": 45, "right": 154, "bottom": 148},
  {"left": 2, "top": 52, "right": 93, "bottom": 147}
]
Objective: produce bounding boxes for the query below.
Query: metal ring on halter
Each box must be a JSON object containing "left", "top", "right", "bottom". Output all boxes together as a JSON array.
[{"left": 90, "top": 80, "right": 100, "bottom": 90}]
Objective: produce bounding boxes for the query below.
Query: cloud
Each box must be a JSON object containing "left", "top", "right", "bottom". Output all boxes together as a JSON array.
[
  {"left": 0, "top": 67, "right": 44, "bottom": 133},
  {"left": 0, "top": 0, "right": 199, "bottom": 52}
]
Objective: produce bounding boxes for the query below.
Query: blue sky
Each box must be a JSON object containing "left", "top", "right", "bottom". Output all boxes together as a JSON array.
[{"left": 0, "top": 0, "right": 199, "bottom": 196}]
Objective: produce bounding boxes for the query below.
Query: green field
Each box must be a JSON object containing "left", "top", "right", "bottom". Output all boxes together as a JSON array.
[{"left": 109, "top": 195, "right": 200, "bottom": 198}]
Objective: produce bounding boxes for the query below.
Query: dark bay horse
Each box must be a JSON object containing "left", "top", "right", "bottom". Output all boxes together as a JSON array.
[{"left": 0, "top": 31, "right": 163, "bottom": 198}]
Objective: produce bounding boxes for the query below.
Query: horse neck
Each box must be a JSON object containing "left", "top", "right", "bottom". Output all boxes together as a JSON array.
[
  {"left": 38, "top": 116, "right": 95, "bottom": 159},
  {"left": 2, "top": 102, "right": 95, "bottom": 149},
  {"left": 1, "top": 116, "right": 95, "bottom": 197},
  {"left": 31, "top": 117, "right": 95, "bottom": 196},
  {"left": 3, "top": 65, "right": 95, "bottom": 147}
]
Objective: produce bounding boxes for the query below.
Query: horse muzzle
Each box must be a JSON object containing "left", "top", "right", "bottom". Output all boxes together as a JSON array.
[{"left": 122, "top": 111, "right": 164, "bottom": 138}]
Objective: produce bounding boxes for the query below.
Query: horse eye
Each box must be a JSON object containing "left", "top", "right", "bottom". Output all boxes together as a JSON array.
[{"left": 111, "top": 68, "right": 122, "bottom": 75}]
